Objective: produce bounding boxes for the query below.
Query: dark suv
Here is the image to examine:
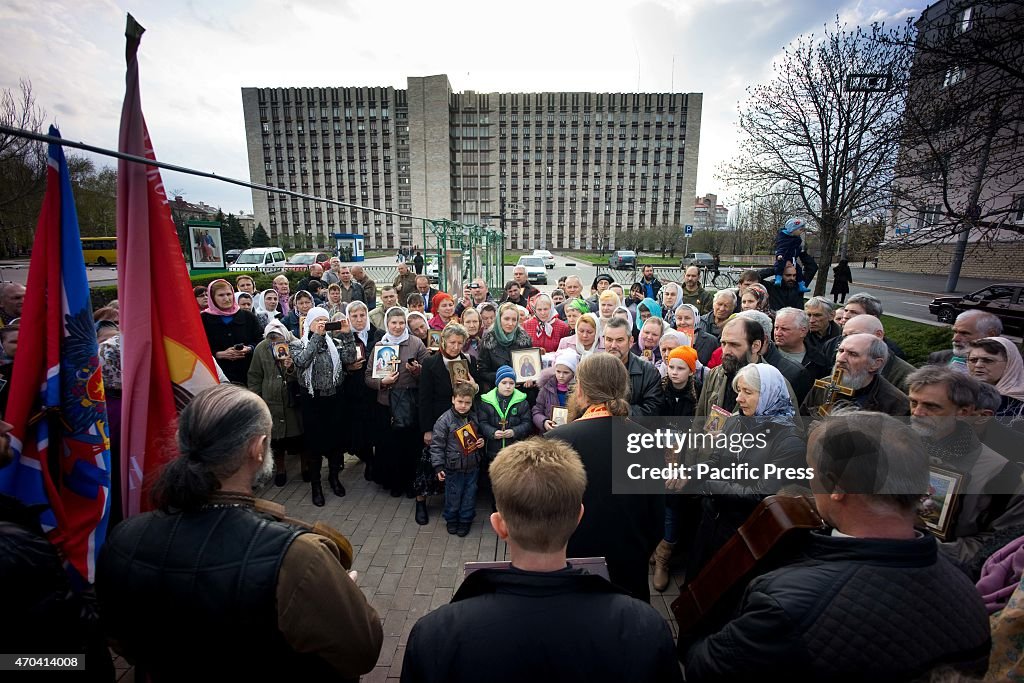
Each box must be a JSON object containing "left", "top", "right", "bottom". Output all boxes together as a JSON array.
[{"left": 929, "top": 283, "right": 1023, "bottom": 335}]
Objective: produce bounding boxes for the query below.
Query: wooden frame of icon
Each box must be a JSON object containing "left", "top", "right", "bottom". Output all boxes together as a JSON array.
[
  {"left": 919, "top": 467, "right": 965, "bottom": 541},
  {"left": 448, "top": 359, "right": 471, "bottom": 387},
  {"left": 427, "top": 329, "right": 443, "bottom": 350},
  {"left": 510, "top": 347, "right": 543, "bottom": 383},
  {"left": 272, "top": 341, "right": 291, "bottom": 361}
]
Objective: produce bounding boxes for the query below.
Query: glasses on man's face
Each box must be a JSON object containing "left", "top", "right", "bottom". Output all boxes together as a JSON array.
[{"left": 967, "top": 356, "right": 1004, "bottom": 366}]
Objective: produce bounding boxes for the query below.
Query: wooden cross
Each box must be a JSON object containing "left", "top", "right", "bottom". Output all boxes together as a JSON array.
[{"left": 813, "top": 368, "right": 855, "bottom": 416}]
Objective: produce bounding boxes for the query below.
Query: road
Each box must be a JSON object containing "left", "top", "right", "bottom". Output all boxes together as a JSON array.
[{"left": 7, "top": 252, "right": 1007, "bottom": 328}]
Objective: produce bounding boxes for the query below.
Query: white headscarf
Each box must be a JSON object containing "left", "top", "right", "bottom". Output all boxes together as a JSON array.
[
  {"left": 661, "top": 281, "right": 684, "bottom": 318},
  {"left": 612, "top": 305, "right": 633, "bottom": 336},
  {"left": 346, "top": 300, "right": 371, "bottom": 347},
  {"left": 533, "top": 294, "right": 556, "bottom": 336},
  {"left": 263, "top": 319, "right": 291, "bottom": 341},
  {"left": 301, "top": 306, "right": 341, "bottom": 393},
  {"left": 382, "top": 306, "right": 410, "bottom": 345},
  {"left": 254, "top": 289, "right": 281, "bottom": 319},
  {"left": 575, "top": 313, "right": 601, "bottom": 357}
]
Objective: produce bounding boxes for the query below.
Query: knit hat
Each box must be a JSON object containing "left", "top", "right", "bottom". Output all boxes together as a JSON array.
[
  {"left": 496, "top": 365, "right": 516, "bottom": 385},
  {"left": 667, "top": 345, "right": 698, "bottom": 373},
  {"left": 553, "top": 349, "right": 579, "bottom": 374},
  {"left": 782, "top": 217, "right": 808, "bottom": 235}
]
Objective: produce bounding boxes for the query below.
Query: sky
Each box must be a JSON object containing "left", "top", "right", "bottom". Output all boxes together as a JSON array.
[{"left": 1, "top": 0, "right": 924, "bottom": 216}]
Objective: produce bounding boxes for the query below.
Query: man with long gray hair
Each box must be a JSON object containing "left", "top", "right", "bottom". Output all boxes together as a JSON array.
[{"left": 97, "top": 384, "right": 383, "bottom": 680}]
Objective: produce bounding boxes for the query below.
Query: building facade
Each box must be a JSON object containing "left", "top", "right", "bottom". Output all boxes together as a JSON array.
[
  {"left": 241, "top": 75, "right": 702, "bottom": 251},
  {"left": 885, "top": 0, "right": 1023, "bottom": 278},
  {"left": 693, "top": 193, "right": 729, "bottom": 231}
]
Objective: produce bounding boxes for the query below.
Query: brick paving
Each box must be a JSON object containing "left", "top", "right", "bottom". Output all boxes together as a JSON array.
[
  {"left": 111, "top": 451, "right": 682, "bottom": 680},
  {"left": 258, "top": 453, "right": 683, "bottom": 681}
]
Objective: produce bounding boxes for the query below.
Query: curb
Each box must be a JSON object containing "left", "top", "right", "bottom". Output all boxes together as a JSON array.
[{"left": 853, "top": 282, "right": 942, "bottom": 298}]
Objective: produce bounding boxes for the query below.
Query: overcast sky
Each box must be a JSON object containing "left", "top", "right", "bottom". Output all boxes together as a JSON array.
[{"left": 1, "top": 0, "right": 924, "bottom": 216}]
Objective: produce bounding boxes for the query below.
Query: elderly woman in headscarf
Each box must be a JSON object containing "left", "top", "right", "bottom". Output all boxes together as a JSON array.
[
  {"left": 563, "top": 298, "right": 590, "bottom": 331},
  {"left": 459, "top": 307, "right": 483, "bottom": 361},
  {"left": 340, "top": 300, "right": 384, "bottom": 481},
  {"left": 365, "top": 306, "right": 430, "bottom": 497},
  {"left": 684, "top": 363, "right": 806, "bottom": 578},
  {"left": 478, "top": 301, "right": 532, "bottom": 394},
  {"left": 523, "top": 293, "right": 570, "bottom": 353},
  {"left": 289, "top": 305, "right": 356, "bottom": 507},
  {"left": 558, "top": 312, "right": 603, "bottom": 357},
  {"left": 200, "top": 279, "right": 263, "bottom": 385},
  {"left": 659, "top": 281, "right": 684, "bottom": 321},
  {"left": 253, "top": 288, "right": 282, "bottom": 329},
  {"left": 247, "top": 320, "right": 304, "bottom": 487},
  {"left": 739, "top": 282, "right": 774, "bottom": 320},
  {"left": 968, "top": 337, "right": 1024, "bottom": 428}
]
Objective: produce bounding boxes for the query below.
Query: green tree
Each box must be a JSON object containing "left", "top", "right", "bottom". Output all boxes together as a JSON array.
[
  {"left": 251, "top": 222, "right": 270, "bottom": 247},
  {"left": 220, "top": 212, "right": 249, "bottom": 251}
]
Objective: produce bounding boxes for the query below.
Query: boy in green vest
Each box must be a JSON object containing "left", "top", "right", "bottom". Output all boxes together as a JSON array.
[{"left": 479, "top": 365, "right": 533, "bottom": 463}]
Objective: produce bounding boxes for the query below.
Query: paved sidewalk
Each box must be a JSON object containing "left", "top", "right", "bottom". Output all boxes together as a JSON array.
[
  {"left": 820, "top": 267, "right": 1006, "bottom": 297},
  {"left": 256, "top": 454, "right": 681, "bottom": 681}
]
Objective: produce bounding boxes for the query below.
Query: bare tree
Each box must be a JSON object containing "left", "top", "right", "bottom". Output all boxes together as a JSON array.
[
  {"left": 885, "top": 0, "right": 1024, "bottom": 289},
  {"left": 720, "top": 19, "right": 914, "bottom": 295},
  {"left": 0, "top": 79, "right": 47, "bottom": 256}
]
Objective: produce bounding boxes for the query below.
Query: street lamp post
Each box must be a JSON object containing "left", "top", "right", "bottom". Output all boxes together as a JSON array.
[{"left": 841, "top": 73, "right": 891, "bottom": 261}]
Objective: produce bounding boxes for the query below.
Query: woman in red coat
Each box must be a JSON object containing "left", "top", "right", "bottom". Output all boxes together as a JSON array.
[{"left": 522, "top": 294, "right": 570, "bottom": 354}]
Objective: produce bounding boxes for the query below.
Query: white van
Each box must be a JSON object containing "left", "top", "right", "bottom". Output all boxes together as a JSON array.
[{"left": 227, "top": 247, "right": 288, "bottom": 273}]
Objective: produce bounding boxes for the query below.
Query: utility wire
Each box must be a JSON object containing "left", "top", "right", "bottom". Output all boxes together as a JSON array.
[{"left": 0, "top": 123, "right": 432, "bottom": 222}]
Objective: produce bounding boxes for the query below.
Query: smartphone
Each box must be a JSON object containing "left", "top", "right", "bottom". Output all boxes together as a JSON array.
[{"left": 324, "top": 321, "right": 344, "bottom": 331}]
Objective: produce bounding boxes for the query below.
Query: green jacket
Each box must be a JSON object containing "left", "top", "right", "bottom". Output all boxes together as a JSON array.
[{"left": 479, "top": 387, "right": 532, "bottom": 458}]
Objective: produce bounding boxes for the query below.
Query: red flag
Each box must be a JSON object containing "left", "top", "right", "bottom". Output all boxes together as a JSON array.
[{"left": 116, "top": 14, "right": 218, "bottom": 517}]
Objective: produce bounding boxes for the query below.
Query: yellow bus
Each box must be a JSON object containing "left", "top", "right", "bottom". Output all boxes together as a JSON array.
[{"left": 81, "top": 237, "right": 117, "bottom": 266}]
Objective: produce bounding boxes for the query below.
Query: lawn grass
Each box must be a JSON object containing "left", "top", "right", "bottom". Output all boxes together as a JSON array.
[{"left": 880, "top": 314, "right": 952, "bottom": 366}]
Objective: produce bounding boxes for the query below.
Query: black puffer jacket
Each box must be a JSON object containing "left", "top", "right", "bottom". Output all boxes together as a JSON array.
[
  {"left": 402, "top": 567, "right": 682, "bottom": 683},
  {"left": 682, "top": 531, "right": 991, "bottom": 682}
]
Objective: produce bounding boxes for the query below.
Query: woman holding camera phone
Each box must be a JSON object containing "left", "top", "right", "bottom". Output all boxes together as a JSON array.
[
  {"left": 200, "top": 279, "right": 263, "bottom": 384},
  {"left": 289, "top": 306, "right": 357, "bottom": 506}
]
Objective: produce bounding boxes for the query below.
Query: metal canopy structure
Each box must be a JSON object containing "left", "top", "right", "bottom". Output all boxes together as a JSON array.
[{"left": 420, "top": 219, "right": 505, "bottom": 296}]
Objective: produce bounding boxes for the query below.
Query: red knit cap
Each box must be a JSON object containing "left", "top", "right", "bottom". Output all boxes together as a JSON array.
[{"left": 667, "top": 345, "right": 698, "bottom": 372}]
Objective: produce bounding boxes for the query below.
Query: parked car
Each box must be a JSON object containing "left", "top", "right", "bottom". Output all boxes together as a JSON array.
[
  {"left": 681, "top": 252, "right": 716, "bottom": 268},
  {"left": 227, "top": 247, "right": 288, "bottom": 274},
  {"left": 225, "top": 249, "right": 244, "bottom": 265},
  {"left": 532, "top": 249, "right": 556, "bottom": 269},
  {"left": 516, "top": 256, "right": 548, "bottom": 285},
  {"left": 283, "top": 251, "right": 332, "bottom": 272},
  {"left": 426, "top": 256, "right": 439, "bottom": 284},
  {"left": 929, "top": 283, "right": 1024, "bottom": 334},
  {"left": 608, "top": 250, "right": 637, "bottom": 270}
]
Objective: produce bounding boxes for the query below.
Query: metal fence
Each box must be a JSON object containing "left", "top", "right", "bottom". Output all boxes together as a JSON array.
[{"left": 593, "top": 265, "right": 748, "bottom": 290}]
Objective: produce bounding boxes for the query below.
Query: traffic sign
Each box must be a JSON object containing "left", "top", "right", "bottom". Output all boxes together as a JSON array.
[{"left": 684, "top": 224, "right": 693, "bottom": 235}]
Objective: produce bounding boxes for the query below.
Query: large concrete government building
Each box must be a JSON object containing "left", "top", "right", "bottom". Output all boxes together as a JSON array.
[{"left": 241, "top": 75, "right": 702, "bottom": 251}]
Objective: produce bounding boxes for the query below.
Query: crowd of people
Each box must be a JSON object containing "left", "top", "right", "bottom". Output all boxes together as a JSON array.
[{"left": 4, "top": 242, "right": 1024, "bottom": 679}]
